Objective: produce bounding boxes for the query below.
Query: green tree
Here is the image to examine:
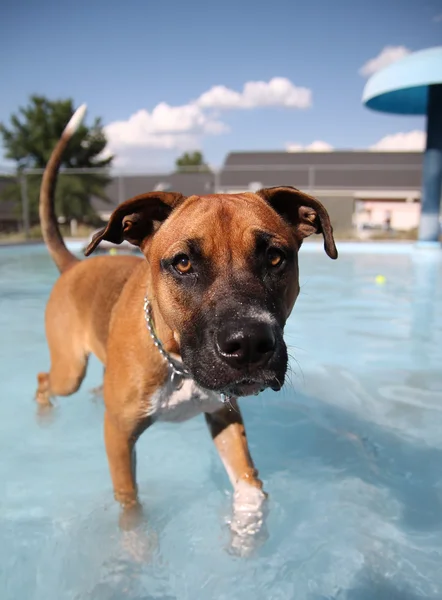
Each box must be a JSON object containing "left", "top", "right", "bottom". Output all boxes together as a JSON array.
[
  {"left": 175, "top": 151, "right": 210, "bottom": 172},
  {"left": 0, "top": 95, "right": 113, "bottom": 224}
]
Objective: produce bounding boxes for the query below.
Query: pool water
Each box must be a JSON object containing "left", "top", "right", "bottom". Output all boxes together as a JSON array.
[{"left": 1, "top": 243, "right": 442, "bottom": 600}]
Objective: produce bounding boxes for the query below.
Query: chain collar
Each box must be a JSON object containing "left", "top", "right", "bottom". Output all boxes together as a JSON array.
[{"left": 143, "top": 297, "right": 229, "bottom": 403}]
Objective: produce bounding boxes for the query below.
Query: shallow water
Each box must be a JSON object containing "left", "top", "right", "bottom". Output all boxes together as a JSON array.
[{"left": 1, "top": 244, "right": 442, "bottom": 600}]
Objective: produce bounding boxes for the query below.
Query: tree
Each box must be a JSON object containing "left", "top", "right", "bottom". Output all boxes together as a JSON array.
[
  {"left": 0, "top": 95, "right": 113, "bottom": 225},
  {"left": 175, "top": 151, "right": 210, "bottom": 172}
]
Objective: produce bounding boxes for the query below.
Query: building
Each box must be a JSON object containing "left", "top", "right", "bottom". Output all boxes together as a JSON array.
[{"left": 218, "top": 151, "right": 423, "bottom": 234}]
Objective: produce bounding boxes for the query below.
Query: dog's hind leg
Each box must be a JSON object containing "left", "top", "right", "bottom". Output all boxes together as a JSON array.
[
  {"left": 35, "top": 322, "right": 89, "bottom": 406},
  {"left": 36, "top": 355, "right": 88, "bottom": 406}
]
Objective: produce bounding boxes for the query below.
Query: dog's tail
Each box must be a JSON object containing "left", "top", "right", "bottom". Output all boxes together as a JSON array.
[{"left": 39, "top": 104, "right": 87, "bottom": 273}]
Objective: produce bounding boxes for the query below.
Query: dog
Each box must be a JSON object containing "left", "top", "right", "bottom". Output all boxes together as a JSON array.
[{"left": 35, "top": 105, "right": 337, "bottom": 550}]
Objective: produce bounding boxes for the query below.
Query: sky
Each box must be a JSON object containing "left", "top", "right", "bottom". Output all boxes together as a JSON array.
[{"left": 1, "top": 0, "right": 441, "bottom": 172}]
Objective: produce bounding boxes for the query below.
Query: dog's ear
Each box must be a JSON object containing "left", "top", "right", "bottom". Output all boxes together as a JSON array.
[
  {"left": 84, "top": 191, "right": 187, "bottom": 256},
  {"left": 256, "top": 186, "right": 338, "bottom": 259}
]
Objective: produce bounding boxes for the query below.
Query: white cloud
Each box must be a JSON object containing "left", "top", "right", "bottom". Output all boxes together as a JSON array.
[
  {"left": 284, "top": 132, "right": 425, "bottom": 154},
  {"left": 104, "top": 103, "right": 227, "bottom": 152},
  {"left": 286, "top": 140, "right": 334, "bottom": 152},
  {"left": 370, "top": 130, "right": 426, "bottom": 151},
  {"left": 359, "top": 46, "right": 411, "bottom": 77},
  {"left": 196, "top": 77, "right": 312, "bottom": 110},
  {"left": 104, "top": 77, "right": 311, "bottom": 165}
]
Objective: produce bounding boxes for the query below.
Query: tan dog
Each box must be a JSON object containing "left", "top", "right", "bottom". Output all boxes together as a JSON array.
[{"left": 36, "top": 106, "right": 337, "bottom": 549}]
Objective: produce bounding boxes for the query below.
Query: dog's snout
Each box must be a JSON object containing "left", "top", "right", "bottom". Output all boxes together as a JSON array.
[{"left": 216, "top": 320, "right": 276, "bottom": 369}]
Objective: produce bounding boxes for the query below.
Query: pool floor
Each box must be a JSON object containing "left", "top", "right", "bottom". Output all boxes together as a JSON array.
[{"left": 1, "top": 245, "right": 442, "bottom": 600}]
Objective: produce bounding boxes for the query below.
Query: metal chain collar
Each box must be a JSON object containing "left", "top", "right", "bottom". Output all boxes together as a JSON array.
[{"left": 143, "top": 297, "right": 229, "bottom": 403}]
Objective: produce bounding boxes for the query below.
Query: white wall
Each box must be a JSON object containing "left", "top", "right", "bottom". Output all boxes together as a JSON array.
[{"left": 355, "top": 200, "right": 420, "bottom": 231}]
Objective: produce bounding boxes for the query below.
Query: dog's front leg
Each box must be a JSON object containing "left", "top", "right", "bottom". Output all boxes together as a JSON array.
[
  {"left": 104, "top": 410, "right": 150, "bottom": 531},
  {"left": 205, "top": 401, "right": 268, "bottom": 555},
  {"left": 104, "top": 411, "right": 158, "bottom": 562}
]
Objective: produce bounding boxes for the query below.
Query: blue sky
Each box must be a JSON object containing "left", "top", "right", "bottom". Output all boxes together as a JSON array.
[{"left": 1, "top": 0, "right": 441, "bottom": 171}]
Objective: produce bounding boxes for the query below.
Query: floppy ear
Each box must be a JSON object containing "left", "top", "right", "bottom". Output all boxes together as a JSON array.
[
  {"left": 84, "top": 191, "right": 187, "bottom": 256},
  {"left": 256, "top": 186, "right": 338, "bottom": 259}
]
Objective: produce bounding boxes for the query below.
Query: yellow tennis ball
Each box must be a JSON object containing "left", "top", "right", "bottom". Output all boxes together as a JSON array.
[
  {"left": 375, "top": 275, "right": 386, "bottom": 285},
  {"left": 109, "top": 248, "right": 117, "bottom": 256}
]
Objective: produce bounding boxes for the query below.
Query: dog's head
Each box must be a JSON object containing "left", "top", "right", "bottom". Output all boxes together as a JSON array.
[{"left": 85, "top": 187, "right": 337, "bottom": 396}]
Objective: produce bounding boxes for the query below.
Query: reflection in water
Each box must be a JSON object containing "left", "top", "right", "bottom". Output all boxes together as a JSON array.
[{"left": 410, "top": 250, "right": 442, "bottom": 363}]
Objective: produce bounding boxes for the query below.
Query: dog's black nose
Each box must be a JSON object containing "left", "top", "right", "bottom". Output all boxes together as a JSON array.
[{"left": 216, "top": 321, "right": 276, "bottom": 369}]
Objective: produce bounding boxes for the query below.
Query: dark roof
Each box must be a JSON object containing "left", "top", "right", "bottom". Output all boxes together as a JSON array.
[
  {"left": 220, "top": 151, "right": 423, "bottom": 191},
  {"left": 224, "top": 150, "right": 422, "bottom": 167},
  {"left": 91, "top": 171, "right": 215, "bottom": 213}
]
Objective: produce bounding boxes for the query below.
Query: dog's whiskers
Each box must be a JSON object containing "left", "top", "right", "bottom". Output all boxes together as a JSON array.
[
  {"left": 226, "top": 397, "right": 239, "bottom": 413},
  {"left": 286, "top": 344, "right": 305, "bottom": 385}
]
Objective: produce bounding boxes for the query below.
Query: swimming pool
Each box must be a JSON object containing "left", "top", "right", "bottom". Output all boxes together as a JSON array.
[{"left": 1, "top": 243, "right": 441, "bottom": 600}]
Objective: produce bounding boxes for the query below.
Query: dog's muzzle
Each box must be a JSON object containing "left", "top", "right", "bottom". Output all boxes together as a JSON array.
[{"left": 181, "top": 314, "right": 287, "bottom": 397}]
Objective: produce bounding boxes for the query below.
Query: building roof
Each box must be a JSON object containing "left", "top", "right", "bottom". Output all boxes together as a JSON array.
[
  {"left": 223, "top": 150, "right": 422, "bottom": 167},
  {"left": 219, "top": 151, "right": 423, "bottom": 192}
]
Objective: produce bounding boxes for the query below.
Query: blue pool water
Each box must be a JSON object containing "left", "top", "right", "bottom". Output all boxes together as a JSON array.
[{"left": 1, "top": 243, "right": 442, "bottom": 600}]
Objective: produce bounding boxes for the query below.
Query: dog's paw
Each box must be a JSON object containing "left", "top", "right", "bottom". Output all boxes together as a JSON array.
[
  {"left": 121, "top": 529, "right": 159, "bottom": 564},
  {"left": 226, "top": 482, "right": 269, "bottom": 557},
  {"left": 228, "top": 526, "right": 268, "bottom": 558},
  {"left": 35, "top": 373, "right": 52, "bottom": 407},
  {"left": 119, "top": 502, "right": 145, "bottom": 532},
  {"left": 118, "top": 503, "right": 158, "bottom": 563},
  {"left": 231, "top": 481, "right": 268, "bottom": 536},
  {"left": 35, "top": 392, "right": 53, "bottom": 407},
  {"left": 34, "top": 387, "right": 56, "bottom": 427}
]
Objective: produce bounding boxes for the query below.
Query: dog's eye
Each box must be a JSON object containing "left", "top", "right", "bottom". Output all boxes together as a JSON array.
[
  {"left": 267, "top": 248, "right": 285, "bottom": 268},
  {"left": 173, "top": 254, "right": 193, "bottom": 274}
]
